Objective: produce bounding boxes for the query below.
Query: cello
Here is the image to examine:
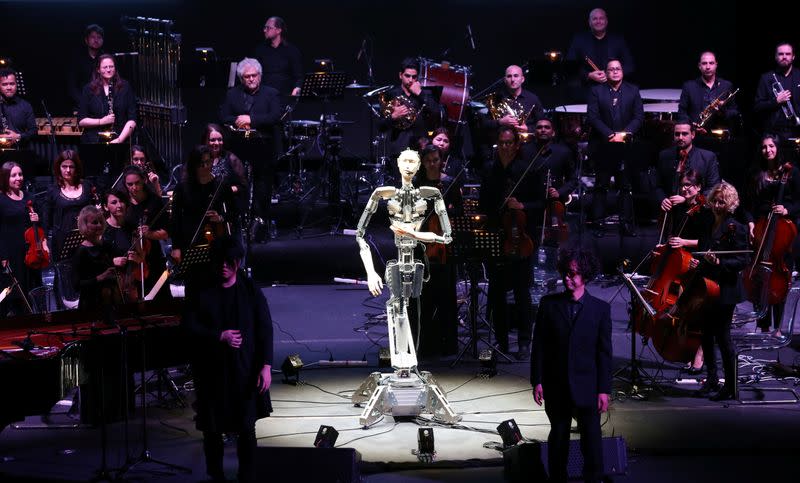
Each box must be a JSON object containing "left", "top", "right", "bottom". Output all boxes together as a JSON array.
[
  {"left": 23, "top": 201, "right": 50, "bottom": 269},
  {"left": 743, "top": 162, "right": 797, "bottom": 307}
]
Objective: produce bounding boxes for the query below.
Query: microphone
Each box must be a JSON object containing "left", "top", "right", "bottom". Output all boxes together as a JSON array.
[
  {"left": 466, "top": 24, "right": 476, "bottom": 51},
  {"left": 356, "top": 38, "right": 366, "bottom": 61}
]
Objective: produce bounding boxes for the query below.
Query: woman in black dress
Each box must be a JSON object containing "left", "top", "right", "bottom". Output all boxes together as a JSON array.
[
  {"left": 747, "top": 134, "right": 800, "bottom": 337},
  {"left": 78, "top": 54, "right": 136, "bottom": 144},
  {"left": 44, "top": 150, "right": 95, "bottom": 262},
  {"left": 0, "top": 161, "right": 48, "bottom": 315}
]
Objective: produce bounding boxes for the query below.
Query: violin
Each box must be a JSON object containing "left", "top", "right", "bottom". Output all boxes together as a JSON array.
[
  {"left": 24, "top": 201, "right": 50, "bottom": 269},
  {"left": 502, "top": 203, "right": 534, "bottom": 258},
  {"left": 744, "top": 162, "right": 797, "bottom": 306},
  {"left": 539, "top": 169, "right": 569, "bottom": 247}
]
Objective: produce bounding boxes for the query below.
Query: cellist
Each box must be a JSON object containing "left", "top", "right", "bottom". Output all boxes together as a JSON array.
[
  {"left": 747, "top": 134, "right": 800, "bottom": 337},
  {"left": 692, "top": 182, "right": 749, "bottom": 401},
  {"left": 659, "top": 169, "right": 713, "bottom": 374}
]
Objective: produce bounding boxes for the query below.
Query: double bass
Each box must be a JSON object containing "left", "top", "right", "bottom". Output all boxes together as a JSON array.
[{"left": 743, "top": 162, "right": 797, "bottom": 307}]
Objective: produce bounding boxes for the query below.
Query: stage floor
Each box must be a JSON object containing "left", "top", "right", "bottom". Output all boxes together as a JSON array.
[{"left": 2, "top": 282, "right": 799, "bottom": 482}]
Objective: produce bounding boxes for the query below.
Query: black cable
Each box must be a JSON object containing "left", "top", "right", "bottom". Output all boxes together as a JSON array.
[
  {"left": 334, "top": 421, "right": 399, "bottom": 447},
  {"left": 272, "top": 319, "right": 333, "bottom": 360}
]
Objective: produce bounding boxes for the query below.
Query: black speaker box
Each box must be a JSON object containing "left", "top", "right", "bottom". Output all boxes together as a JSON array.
[
  {"left": 256, "top": 446, "right": 361, "bottom": 483},
  {"left": 503, "top": 436, "right": 627, "bottom": 482}
]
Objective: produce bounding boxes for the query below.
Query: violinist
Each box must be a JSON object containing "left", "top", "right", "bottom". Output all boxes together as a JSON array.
[
  {"left": 479, "top": 126, "right": 536, "bottom": 360},
  {"left": 170, "top": 146, "right": 239, "bottom": 295},
  {"left": 659, "top": 169, "right": 713, "bottom": 374},
  {"left": 655, "top": 120, "right": 721, "bottom": 213},
  {"left": 102, "top": 188, "right": 145, "bottom": 302},
  {"left": 122, "top": 166, "right": 170, "bottom": 300},
  {"left": 692, "top": 182, "right": 749, "bottom": 401},
  {"left": 130, "top": 145, "right": 163, "bottom": 197},
  {"left": 408, "top": 145, "right": 462, "bottom": 358},
  {"left": 43, "top": 150, "right": 95, "bottom": 262},
  {"left": 747, "top": 134, "right": 800, "bottom": 336},
  {"left": 0, "top": 162, "right": 47, "bottom": 315},
  {"left": 71, "top": 205, "right": 127, "bottom": 311},
  {"left": 528, "top": 117, "right": 578, "bottom": 245}
]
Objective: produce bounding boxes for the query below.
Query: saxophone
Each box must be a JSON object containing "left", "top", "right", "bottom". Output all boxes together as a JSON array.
[
  {"left": 379, "top": 92, "right": 419, "bottom": 130},
  {"left": 98, "top": 80, "right": 118, "bottom": 141}
]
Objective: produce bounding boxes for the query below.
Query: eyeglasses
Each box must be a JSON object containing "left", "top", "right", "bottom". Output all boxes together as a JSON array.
[
  {"left": 606, "top": 67, "right": 622, "bottom": 72},
  {"left": 565, "top": 270, "right": 582, "bottom": 278}
]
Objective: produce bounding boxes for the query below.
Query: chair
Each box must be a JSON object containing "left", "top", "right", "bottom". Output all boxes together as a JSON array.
[{"left": 733, "top": 284, "right": 800, "bottom": 404}]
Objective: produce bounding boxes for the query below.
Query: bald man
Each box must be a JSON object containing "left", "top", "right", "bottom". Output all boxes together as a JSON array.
[
  {"left": 566, "top": 8, "right": 635, "bottom": 90},
  {"left": 480, "top": 65, "right": 545, "bottom": 155}
]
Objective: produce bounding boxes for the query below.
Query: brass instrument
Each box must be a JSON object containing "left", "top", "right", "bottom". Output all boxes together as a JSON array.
[
  {"left": 486, "top": 93, "right": 536, "bottom": 141},
  {"left": 97, "top": 80, "right": 118, "bottom": 141},
  {"left": 0, "top": 100, "right": 18, "bottom": 150},
  {"left": 772, "top": 73, "right": 800, "bottom": 126},
  {"left": 697, "top": 88, "right": 739, "bottom": 128},
  {"left": 379, "top": 92, "right": 419, "bottom": 130}
]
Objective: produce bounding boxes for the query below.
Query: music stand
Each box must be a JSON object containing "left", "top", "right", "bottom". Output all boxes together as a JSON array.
[
  {"left": 170, "top": 244, "right": 211, "bottom": 280},
  {"left": 448, "top": 216, "right": 513, "bottom": 366},
  {"left": 58, "top": 229, "right": 84, "bottom": 262},
  {"left": 296, "top": 71, "right": 350, "bottom": 236}
]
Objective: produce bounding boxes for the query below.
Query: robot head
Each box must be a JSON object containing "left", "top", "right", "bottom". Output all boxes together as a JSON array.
[{"left": 397, "top": 148, "right": 421, "bottom": 182}]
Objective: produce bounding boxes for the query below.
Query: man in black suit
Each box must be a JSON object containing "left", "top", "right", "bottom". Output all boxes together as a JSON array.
[
  {"left": 586, "top": 58, "right": 643, "bottom": 237},
  {"left": 531, "top": 247, "right": 611, "bottom": 483},
  {"left": 220, "top": 57, "right": 281, "bottom": 237},
  {"left": 566, "top": 8, "right": 635, "bottom": 91},
  {"left": 654, "top": 120, "right": 721, "bottom": 213}
]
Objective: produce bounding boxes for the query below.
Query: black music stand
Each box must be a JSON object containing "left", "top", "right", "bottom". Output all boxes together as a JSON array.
[
  {"left": 58, "top": 229, "right": 84, "bottom": 262},
  {"left": 614, "top": 281, "right": 662, "bottom": 399},
  {"left": 448, "top": 217, "right": 513, "bottom": 366},
  {"left": 170, "top": 244, "right": 210, "bottom": 280},
  {"left": 296, "top": 71, "right": 350, "bottom": 236}
]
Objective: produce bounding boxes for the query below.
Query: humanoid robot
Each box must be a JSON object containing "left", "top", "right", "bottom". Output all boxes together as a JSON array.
[{"left": 351, "top": 149, "right": 461, "bottom": 427}]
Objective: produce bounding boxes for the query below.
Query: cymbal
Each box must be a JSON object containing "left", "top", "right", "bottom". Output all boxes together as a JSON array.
[{"left": 345, "top": 82, "right": 373, "bottom": 89}]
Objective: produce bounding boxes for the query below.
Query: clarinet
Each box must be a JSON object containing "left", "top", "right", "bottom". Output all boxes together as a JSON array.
[{"left": 98, "top": 80, "right": 118, "bottom": 141}]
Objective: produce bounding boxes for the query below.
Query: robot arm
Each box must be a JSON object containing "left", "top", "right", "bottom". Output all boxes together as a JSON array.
[
  {"left": 356, "top": 187, "right": 395, "bottom": 296},
  {"left": 394, "top": 186, "right": 452, "bottom": 244}
]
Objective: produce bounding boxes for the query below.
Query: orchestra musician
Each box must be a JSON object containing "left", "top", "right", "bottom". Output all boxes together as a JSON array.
[
  {"left": 121, "top": 165, "right": 170, "bottom": 300},
  {"left": 658, "top": 169, "right": 713, "bottom": 374},
  {"left": 71, "top": 205, "right": 128, "bottom": 311},
  {"left": 527, "top": 117, "right": 578, "bottom": 227},
  {"left": 219, "top": 58, "right": 280, "bottom": 240},
  {"left": 68, "top": 24, "right": 105, "bottom": 110},
  {"left": 692, "top": 182, "right": 749, "bottom": 401},
  {"left": 377, "top": 58, "right": 441, "bottom": 166},
  {"left": 0, "top": 161, "right": 46, "bottom": 316},
  {"left": 586, "top": 58, "right": 643, "bottom": 237},
  {"left": 253, "top": 16, "right": 303, "bottom": 100},
  {"left": 0, "top": 68, "right": 37, "bottom": 148},
  {"left": 654, "top": 120, "right": 721, "bottom": 213},
  {"left": 479, "top": 126, "right": 537, "bottom": 360},
  {"left": 42, "top": 150, "right": 95, "bottom": 262},
  {"left": 202, "top": 123, "right": 249, "bottom": 208},
  {"left": 678, "top": 51, "right": 740, "bottom": 134},
  {"left": 747, "top": 134, "right": 800, "bottom": 337},
  {"left": 430, "top": 127, "right": 467, "bottom": 184},
  {"left": 77, "top": 54, "right": 137, "bottom": 144},
  {"left": 407, "top": 145, "right": 463, "bottom": 358},
  {"left": 170, "top": 146, "right": 239, "bottom": 296},
  {"left": 480, "top": 65, "right": 545, "bottom": 151},
  {"left": 130, "top": 145, "right": 163, "bottom": 197},
  {"left": 754, "top": 43, "right": 800, "bottom": 149},
  {"left": 566, "top": 8, "right": 635, "bottom": 90}
]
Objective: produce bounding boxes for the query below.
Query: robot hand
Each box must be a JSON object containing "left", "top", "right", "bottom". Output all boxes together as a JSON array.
[{"left": 367, "top": 271, "right": 384, "bottom": 296}]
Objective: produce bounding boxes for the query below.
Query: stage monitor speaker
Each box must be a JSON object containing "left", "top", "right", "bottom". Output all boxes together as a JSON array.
[
  {"left": 314, "top": 425, "right": 339, "bottom": 448},
  {"left": 256, "top": 447, "right": 361, "bottom": 483},
  {"left": 503, "top": 436, "right": 627, "bottom": 482}
]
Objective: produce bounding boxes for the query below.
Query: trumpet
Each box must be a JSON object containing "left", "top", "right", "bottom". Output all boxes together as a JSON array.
[
  {"left": 772, "top": 73, "right": 800, "bottom": 126},
  {"left": 697, "top": 88, "right": 739, "bottom": 128}
]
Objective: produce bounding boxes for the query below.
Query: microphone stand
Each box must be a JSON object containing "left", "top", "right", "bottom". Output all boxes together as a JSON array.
[{"left": 41, "top": 100, "right": 58, "bottom": 149}]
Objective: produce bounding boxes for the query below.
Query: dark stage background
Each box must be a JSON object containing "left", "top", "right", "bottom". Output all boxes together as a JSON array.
[{"left": 0, "top": 0, "right": 790, "bottom": 165}]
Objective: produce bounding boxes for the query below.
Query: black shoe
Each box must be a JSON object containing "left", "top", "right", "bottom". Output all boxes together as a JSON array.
[
  {"left": 710, "top": 385, "right": 735, "bottom": 402},
  {"left": 693, "top": 380, "right": 720, "bottom": 397},
  {"left": 620, "top": 223, "right": 638, "bottom": 237},
  {"left": 686, "top": 365, "right": 704, "bottom": 376}
]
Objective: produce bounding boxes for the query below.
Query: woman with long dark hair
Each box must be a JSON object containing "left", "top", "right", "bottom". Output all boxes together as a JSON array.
[
  {"left": 0, "top": 162, "right": 47, "bottom": 315},
  {"left": 201, "top": 123, "right": 248, "bottom": 206},
  {"left": 78, "top": 54, "right": 136, "bottom": 144},
  {"left": 747, "top": 133, "right": 800, "bottom": 336},
  {"left": 43, "top": 150, "right": 95, "bottom": 262}
]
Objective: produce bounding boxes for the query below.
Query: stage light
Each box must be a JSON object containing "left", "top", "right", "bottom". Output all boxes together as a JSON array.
[
  {"left": 416, "top": 427, "right": 435, "bottom": 460},
  {"left": 281, "top": 354, "right": 304, "bottom": 384},
  {"left": 314, "top": 58, "right": 333, "bottom": 72},
  {"left": 479, "top": 348, "right": 497, "bottom": 377},
  {"left": 313, "top": 425, "right": 338, "bottom": 448},
  {"left": 544, "top": 50, "right": 562, "bottom": 62},
  {"left": 497, "top": 419, "right": 523, "bottom": 448}
]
